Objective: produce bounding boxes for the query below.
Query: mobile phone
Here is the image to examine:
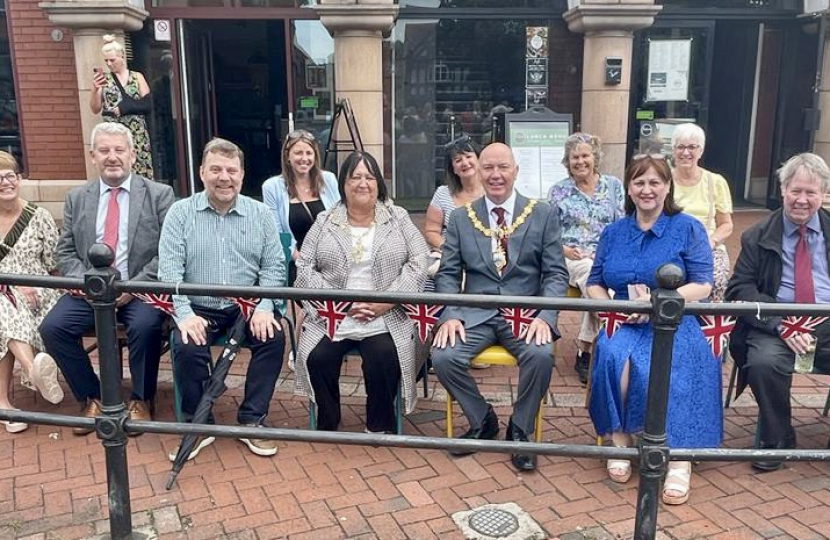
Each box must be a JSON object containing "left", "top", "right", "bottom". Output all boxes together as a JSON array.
[{"left": 93, "top": 67, "right": 103, "bottom": 76}]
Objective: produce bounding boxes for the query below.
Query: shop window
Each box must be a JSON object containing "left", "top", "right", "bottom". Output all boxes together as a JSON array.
[
  {"left": 659, "top": 0, "right": 799, "bottom": 8},
  {"left": 291, "top": 20, "right": 335, "bottom": 164},
  {"left": 400, "top": 0, "right": 567, "bottom": 8},
  {"left": 152, "top": 0, "right": 313, "bottom": 7},
  {"left": 0, "top": 5, "right": 21, "bottom": 169}
]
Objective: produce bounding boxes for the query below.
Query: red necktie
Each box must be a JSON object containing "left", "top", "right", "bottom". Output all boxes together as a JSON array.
[
  {"left": 794, "top": 224, "right": 815, "bottom": 303},
  {"left": 102, "top": 187, "right": 121, "bottom": 252},
  {"left": 492, "top": 207, "right": 508, "bottom": 267}
]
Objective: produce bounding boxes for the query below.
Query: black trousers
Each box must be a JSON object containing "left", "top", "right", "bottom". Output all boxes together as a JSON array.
[
  {"left": 307, "top": 333, "right": 401, "bottom": 433},
  {"left": 745, "top": 327, "right": 830, "bottom": 445},
  {"left": 171, "top": 305, "right": 285, "bottom": 425}
]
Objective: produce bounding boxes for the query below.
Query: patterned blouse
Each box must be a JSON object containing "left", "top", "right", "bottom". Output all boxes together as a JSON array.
[{"left": 548, "top": 174, "right": 624, "bottom": 254}]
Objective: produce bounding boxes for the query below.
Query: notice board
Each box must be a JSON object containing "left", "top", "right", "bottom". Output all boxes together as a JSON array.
[{"left": 504, "top": 107, "right": 572, "bottom": 200}]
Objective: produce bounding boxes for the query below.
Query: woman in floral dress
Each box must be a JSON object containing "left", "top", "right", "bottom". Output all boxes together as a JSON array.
[
  {"left": 548, "top": 133, "right": 624, "bottom": 384},
  {"left": 89, "top": 34, "right": 154, "bottom": 180},
  {"left": 0, "top": 152, "right": 64, "bottom": 433}
]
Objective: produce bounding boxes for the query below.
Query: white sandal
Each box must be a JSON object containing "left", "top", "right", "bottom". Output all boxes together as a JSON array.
[
  {"left": 662, "top": 461, "right": 691, "bottom": 505},
  {"left": 606, "top": 459, "right": 632, "bottom": 483}
]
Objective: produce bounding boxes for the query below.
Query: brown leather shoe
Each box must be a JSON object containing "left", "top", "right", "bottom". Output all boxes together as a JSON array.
[
  {"left": 73, "top": 399, "right": 102, "bottom": 436},
  {"left": 127, "top": 400, "right": 152, "bottom": 437}
]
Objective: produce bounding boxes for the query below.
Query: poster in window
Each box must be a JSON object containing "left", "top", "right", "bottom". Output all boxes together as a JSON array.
[
  {"left": 526, "top": 27, "right": 548, "bottom": 58},
  {"left": 306, "top": 64, "right": 328, "bottom": 90},
  {"left": 646, "top": 39, "right": 691, "bottom": 102},
  {"left": 508, "top": 121, "right": 569, "bottom": 199}
]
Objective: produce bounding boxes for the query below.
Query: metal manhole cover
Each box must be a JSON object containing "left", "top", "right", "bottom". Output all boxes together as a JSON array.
[{"left": 468, "top": 508, "right": 520, "bottom": 537}]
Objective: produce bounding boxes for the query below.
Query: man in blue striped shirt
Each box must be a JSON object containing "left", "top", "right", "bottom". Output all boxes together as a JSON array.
[{"left": 159, "top": 138, "right": 286, "bottom": 459}]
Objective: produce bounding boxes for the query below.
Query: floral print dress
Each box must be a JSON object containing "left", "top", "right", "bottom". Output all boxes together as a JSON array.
[
  {"left": 102, "top": 71, "right": 154, "bottom": 180},
  {"left": 0, "top": 205, "right": 61, "bottom": 358}
]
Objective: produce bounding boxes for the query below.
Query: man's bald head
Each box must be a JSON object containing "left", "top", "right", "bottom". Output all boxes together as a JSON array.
[{"left": 480, "top": 142, "right": 518, "bottom": 205}]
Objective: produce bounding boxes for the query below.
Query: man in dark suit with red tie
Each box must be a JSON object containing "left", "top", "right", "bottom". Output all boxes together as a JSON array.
[
  {"left": 726, "top": 152, "right": 830, "bottom": 471},
  {"left": 40, "top": 122, "right": 174, "bottom": 434}
]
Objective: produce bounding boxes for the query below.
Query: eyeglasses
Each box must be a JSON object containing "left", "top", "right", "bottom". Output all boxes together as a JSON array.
[
  {"left": 632, "top": 153, "right": 667, "bottom": 161},
  {"left": 0, "top": 173, "right": 18, "bottom": 184},
  {"left": 444, "top": 134, "right": 472, "bottom": 149},
  {"left": 287, "top": 130, "right": 315, "bottom": 142},
  {"left": 674, "top": 144, "right": 701, "bottom": 153}
]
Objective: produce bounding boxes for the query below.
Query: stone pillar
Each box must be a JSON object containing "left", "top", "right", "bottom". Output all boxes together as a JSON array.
[
  {"left": 815, "top": 14, "right": 830, "bottom": 176},
  {"left": 39, "top": 0, "right": 147, "bottom": 180},
  {"left": 316, "top": 0, "right": 398, "bottom": 173},
  {"left": 564, "top": 1, "right": 661, "bottom": 179}
]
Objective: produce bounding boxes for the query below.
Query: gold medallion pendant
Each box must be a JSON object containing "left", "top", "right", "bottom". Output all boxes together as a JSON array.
[{"left": 465, "top": 200, "right": 537, "bottom": 272}]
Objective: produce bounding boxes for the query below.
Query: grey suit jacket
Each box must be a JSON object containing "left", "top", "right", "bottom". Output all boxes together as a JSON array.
[
  {"left": 435, "top": 193, "right": 568, "bottom": 333},
  {"left": 56, "top": 175, "right": 175, "bottom": 281}
]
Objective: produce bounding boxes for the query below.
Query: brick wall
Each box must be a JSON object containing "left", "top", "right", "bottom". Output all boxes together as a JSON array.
[{"left": 7, "top": 0, "right": 85, "bottom": 179}]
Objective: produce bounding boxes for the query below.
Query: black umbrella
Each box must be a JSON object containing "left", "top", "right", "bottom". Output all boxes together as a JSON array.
[{"left": 166, "top": 316, "right": 248, "bottom": 490}]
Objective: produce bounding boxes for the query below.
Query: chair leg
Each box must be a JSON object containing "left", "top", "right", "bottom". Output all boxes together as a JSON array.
[
  {"left": 446, "top": 394, "right": 454, "bottom": 438},
  {"left": 534, "top": 398, "right": 543, "bottom": 443},
  {"left": 724, "top": 355, "right": 738, "bottom": 409},
  {"left": 308, "top": 401, "right": 317, "bottom": 430},
  {"left": 823, "top": 387, "right": 830, "bottom": 418},
  {"left": 421, "top": 362, "right": 429, "bottom": 398},
  {"left": 395, "top": 387, "right": 403, "bottom": 435}
]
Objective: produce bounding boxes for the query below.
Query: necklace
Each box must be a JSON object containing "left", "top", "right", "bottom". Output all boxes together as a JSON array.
[
  {"left": 466, "top": 200, "right": 537, "bottom": 272},
  {"left": 345, "top": 222, "right": 375, "bottom": 263}
]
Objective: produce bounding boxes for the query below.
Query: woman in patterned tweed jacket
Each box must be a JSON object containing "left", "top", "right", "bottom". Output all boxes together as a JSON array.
[{"left": 295, "top": 151, "right": 429, "bottom": 433}]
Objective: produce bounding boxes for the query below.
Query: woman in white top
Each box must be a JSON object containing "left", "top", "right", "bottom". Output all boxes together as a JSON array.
[
  {"left": 262, "top": 130, "right": 340, "bottom": 285},
  {"left": 295, "top": 151, "right": 428, "bottom": 433}
]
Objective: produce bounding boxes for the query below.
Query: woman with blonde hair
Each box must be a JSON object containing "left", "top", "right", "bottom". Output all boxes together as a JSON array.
[
  {"left": 89, "top": 34, "right": 154, "bottom": 180},
  {"left": 0, "top": 151, "right": 64, "bottom": 433}
]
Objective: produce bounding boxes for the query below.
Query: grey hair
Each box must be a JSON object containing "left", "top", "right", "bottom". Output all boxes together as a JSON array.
[
  {"left": 90, "top": 122, "right": 134, "bottom": 150},
  {"left": 777, "top": 152, "right": 830, "bottom": 193},
  {"left": 561, "top": 132, "right": 602, "bottom": 174},
  {"left": 671, "top": 123, "right": 706, "bottom": 152}
]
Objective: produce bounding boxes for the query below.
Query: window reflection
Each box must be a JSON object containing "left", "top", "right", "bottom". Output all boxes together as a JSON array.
[{"left": 0, "top": 6, "right": 21, "bottom": 169}]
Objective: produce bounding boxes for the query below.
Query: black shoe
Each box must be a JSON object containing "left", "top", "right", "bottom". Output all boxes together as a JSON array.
[
  {"left": 575, "top": 351, "right": 590, "bottom": 386},
  {"left": 506, "top": 419, "right": 536, "bottom": 471},
  {"left": 752, "top": 429, "right": 796, "bottom": 472},
  {"left": 450, "top": 406, "right": 499, "bottom": 456}
]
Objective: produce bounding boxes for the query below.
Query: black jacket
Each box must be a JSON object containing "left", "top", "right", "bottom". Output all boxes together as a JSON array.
[{"left": 725, "top": 208, "right": 830, "bottom": 396}]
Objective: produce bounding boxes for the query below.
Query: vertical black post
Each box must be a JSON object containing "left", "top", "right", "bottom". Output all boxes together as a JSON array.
[
  {"left": 85, "top": 244, "right": 134, "bottom": 540},
  {"left": 633, "top": 264, "right": 685, "bottom": 540}
]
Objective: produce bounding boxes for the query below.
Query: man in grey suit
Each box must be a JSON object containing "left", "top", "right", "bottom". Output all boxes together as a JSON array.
[
  {"left": 40, "top": 122, "right": 175, "bottom": 434},
  {"left": 432, "top": 142, "right": 568, "bottom": 471}
]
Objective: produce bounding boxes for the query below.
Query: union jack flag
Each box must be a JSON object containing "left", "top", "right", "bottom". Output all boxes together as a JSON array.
[
  {"left": 228, "top": 297, "right": 260, "bottom": 321},
  {"left": 0, "top": 285, "right": 16, "bottom": 308},
  {"left": 402, "top": 303, "right": 445, "bottom": 343},
  {"left": 780, "top": 315, "right": 829, "bottom": 340},
  {"left": 500, "top": 307, "right": 540, "bottom": 339},
  {"left": 133, "top": 292, "right": 176, "bottom": 316},
  {"left": 698, "top": 314, "right": 736, "bottom": 359},
  {"left": 598, "top": 311, "right": 628, "bottom": 339},
  {"left": 308, "top": 299, "right": 352, "bottom": 339}
]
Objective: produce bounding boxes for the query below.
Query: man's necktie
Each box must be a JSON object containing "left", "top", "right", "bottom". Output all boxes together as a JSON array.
[
  {"left": 492, "top": 206, "right": 508, "bottom": 272},
  {"left": 794, "top": 224, "right": 815, "bottom": 303},
  {"left": 102, "top": 187, "right": 121, "bottom": 252}
]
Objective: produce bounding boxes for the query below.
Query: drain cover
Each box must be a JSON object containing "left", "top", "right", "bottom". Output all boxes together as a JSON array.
[{"left": 467, "top": 508, "right": 520, "bottom": 537}]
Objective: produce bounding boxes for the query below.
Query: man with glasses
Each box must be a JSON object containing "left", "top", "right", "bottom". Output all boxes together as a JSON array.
[
  {"left": 158, "top": 137, "right": 286, "bottom": 460},
  {"left": 40, "top": 122, "right": 174, "bottom": 434},
  {"left": 431, "top": 142, "right": 568, "bottom": 472}
]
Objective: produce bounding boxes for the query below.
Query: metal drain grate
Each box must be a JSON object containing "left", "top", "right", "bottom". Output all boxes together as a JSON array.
[{"left": 467, "top": 508, "right": 520, "bottom": 537}]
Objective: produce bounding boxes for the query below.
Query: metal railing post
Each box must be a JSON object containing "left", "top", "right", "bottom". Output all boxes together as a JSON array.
[
  {"left": 634, "top": 264, "right": 685, "bottom": 540},
  {"left": 85, "top": 244, "right": 135, "bottom": 540}
]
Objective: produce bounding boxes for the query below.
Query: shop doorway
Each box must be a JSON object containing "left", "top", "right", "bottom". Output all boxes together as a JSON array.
[{"left": 178, "top": 19, "right": 288, "bottom": 197}]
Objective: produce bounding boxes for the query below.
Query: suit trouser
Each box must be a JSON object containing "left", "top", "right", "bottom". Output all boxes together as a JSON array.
[
  {"left": 431, "top": 317, "right": 554, "bottom": 435},
  {"left": 566, "top": 258, "right": 599, "bottom": 344},
  {"left": 307, "top": 333, "right": 401, "bottom": 433},
  {"left": 171, "top": 305, "right": 285, "bottom": 425},
  {"left": 745, "top": 328, "right": 801, "bottom": 445},
  {"left": 40, "top": 294, "right": 164, "bottom": 403}
]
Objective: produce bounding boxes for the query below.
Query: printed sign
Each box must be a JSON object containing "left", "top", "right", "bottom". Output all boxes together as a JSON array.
[{"left": 646, "top": 39, "right": 691, "bottom": 102}]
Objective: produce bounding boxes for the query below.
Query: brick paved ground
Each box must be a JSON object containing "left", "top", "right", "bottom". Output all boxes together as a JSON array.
[{"left": 3, "top": 209, "right": 830, "bottom": 540}]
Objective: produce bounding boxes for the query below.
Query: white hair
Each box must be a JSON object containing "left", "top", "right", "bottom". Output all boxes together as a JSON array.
[
  {"left": 671, "top": 123, "right": 706, "bottom": 152},
  {"left": 777, "top": 152, "right": 830, "bottom": 193},
  {"left": 90, "top": 122, "right": 134, "bottom": 150}
]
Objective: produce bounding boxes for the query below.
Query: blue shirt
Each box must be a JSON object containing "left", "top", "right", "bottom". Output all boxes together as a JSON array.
[
  {"left": 158, "top": 192, "right": 286, "bottom": 323},
  {"left": 776, "top": 212, "right": 830, "bottom": 303}
]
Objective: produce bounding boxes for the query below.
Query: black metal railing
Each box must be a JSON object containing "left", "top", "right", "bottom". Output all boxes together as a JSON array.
[{"left": 1, "top": 244, "right": 830, "bottom": 540}]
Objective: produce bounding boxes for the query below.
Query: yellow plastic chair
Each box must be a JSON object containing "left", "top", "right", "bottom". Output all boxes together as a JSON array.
[{"left": 445, "top": 345, "right": 544, "bottom": 442}]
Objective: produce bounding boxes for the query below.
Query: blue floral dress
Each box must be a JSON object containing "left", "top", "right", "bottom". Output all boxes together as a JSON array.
[
  {"left": 587, "top": 212, "right": 722, "bottom": 448},
  {"left": 548, "top": 174, "right": 624, "bottom": 254}
]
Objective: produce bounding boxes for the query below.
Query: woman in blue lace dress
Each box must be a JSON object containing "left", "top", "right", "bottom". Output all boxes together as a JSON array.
[{"left": 586, "top": 154, "right": 720, "bottom": 506}]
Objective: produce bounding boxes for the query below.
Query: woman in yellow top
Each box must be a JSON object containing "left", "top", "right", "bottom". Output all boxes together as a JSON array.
[{"left": 671, "top": 123, "right": 734, "bottom": 302}]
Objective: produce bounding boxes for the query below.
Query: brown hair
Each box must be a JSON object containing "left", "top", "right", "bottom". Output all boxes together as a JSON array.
[
  {"left": 281, "top": 130, "right": 324, "bottom": 199},
  {"left": 0, "top": 151, "right": 20, "bottom": 174},
  {"left": 201, "top": 138, "right": 245, "bottom": 169},
  {"left": 623, "top": 155, "right": 683, "bottom": 217}
]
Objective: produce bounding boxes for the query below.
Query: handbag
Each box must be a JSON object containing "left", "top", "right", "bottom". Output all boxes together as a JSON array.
[{"left": 705, "top": 171, "right": 730, "bottom": 302}]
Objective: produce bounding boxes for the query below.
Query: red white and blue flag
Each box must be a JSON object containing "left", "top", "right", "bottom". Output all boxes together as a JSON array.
[
  {"left": 133, "top": 292, "right": 176, "bottom": 316},
  {"left": 228, "top": 297, "right": 260, "bottom": 321},
  {"left": 0, "top": 285, "right": 16, "bottom": 308},
  {"left": 780, "top": 315, "right": 829, "bottom": 340},
  {"left": 698, "top": 314, "right": 736, "bottom": 359},
  {"left": 500, "top": 307, "right": 540, "bottom": 339},
  {"left": 402, "top": 303, "right": 445, "bottom": 343},
  {"left": 598, "top": 311, "right": 627, "bottom": 339},
  {"left": 308, "top": 299, "right": 352, "bottom": 339}
]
